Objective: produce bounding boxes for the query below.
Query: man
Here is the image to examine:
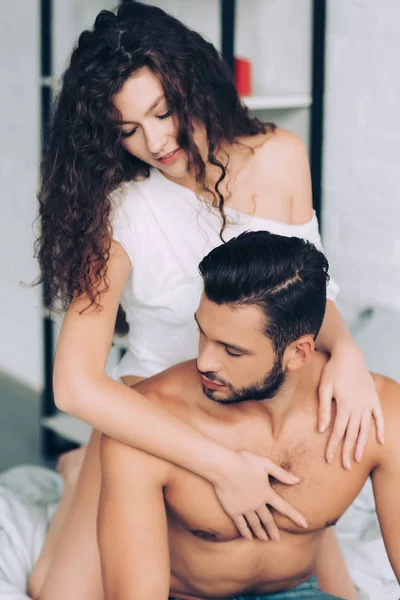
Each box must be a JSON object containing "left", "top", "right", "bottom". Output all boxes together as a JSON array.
[{"left": 98, "top": 231, "right": 400, "bottom": 600}]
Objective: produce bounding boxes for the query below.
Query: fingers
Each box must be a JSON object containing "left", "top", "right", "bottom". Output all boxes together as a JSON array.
[
  {"left": 232, "top": 515, "right": 253, "bottom": 541},
  {"left": 329, "top": 401, "right": 383, "bottom": 467},
  {"left": 318, "top": 381, "right": 333, "bottom": 433},
  {"left": 244, "top": 511, "right": 269, "bottom": 541},
  {"left": 326, "top": 410, "right": 350, "bottom": 463},
  {"left": 252, "top": 506, "right": 279, "bottom": 541},
  {"left": 353, "top": 410, "right": 371, "bottom": 463},
  {"left": 268, "top": 493, "right": 308, "bottom": 529},
  {"left": 263, "top": 459, "right": 300, "bottom": 485},
  {"left": 341, "top": 414, "right": 362, "bottom": 469},
  {"left": 235, "top": 502, "right": 308, "bottom": 541},
  {"left": 372, "top": 402, "right": 385, "bottom": 445}
]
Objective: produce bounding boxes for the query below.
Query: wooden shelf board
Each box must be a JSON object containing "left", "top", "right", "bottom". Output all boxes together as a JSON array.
[{"left": 242, "top": 94, "right": 312, "bottom": 110}]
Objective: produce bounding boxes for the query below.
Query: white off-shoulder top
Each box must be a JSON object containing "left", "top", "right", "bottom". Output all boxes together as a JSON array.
[{"left": 112, "top": 168, "right": 339, "bottom": 379}]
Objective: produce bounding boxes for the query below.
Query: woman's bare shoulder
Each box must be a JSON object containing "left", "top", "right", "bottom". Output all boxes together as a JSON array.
[
  {"left": 237, "top": 127, "right": 306, "bottom": 157},
  {"left": 233, "top": 128, "right": 312, "bottom": 224},
  {"left": 252, "top": 128, "right": 308, "bottom": 170},
  {"left": 255, "top": 128, "right": 313, "bottom": 224}
]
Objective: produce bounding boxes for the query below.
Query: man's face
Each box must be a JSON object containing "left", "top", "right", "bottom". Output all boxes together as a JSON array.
[{"left": 195, "top": 295, "right": 286, "bottom": 404}]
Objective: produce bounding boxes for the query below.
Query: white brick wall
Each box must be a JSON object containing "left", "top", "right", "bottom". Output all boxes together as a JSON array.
[
  {"left": 0, "top": 1, "right": 115, "bottom": 391},
  {"left": 0, "top": 1, "right": 42, "bottom": 390},
  {"left": 323, "top": 0, "right": 400, "bottom": 323}
]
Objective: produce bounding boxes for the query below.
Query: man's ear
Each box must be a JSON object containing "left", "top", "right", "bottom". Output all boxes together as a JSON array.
[{"left": 284, "top": 335, "right": 315, "bottom": 372}]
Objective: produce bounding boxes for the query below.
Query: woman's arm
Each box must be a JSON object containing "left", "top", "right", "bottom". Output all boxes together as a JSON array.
[
  {"left": 273, "top": 128, "right": 385, "bottom": 467},
  {"left": 316, "top": 299, "right": 354, "bottom": 353},
  {"left": 315, "top": 300, "right": 384, "bottom": 466},
  {"left": 268, "top": 128, "right": 385, "bottom": 468},
  {"left": 54, "top": 241, "right": 306, "bottom": 540}
]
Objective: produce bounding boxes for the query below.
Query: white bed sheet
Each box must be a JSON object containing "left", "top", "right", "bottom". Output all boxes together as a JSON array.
[
  {"left": 0, "top": 465, "right": 398, "bottom": 599},
  {"left": 0, "top": 465, "right": 61, "bottom": 599},
  {"left": 337, "top": 478, "right": 398, "bottom": 599}
]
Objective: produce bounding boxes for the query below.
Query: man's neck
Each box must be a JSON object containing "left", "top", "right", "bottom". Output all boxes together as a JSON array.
[
  {"left": 197, "top": 353, "right": 325, "bottom": 439},
  {"left": 253, "top": 353, "right": 327, "bottom": 437},
  {"left": 260, "top": 367, "right": 313, "bottom": 438}
]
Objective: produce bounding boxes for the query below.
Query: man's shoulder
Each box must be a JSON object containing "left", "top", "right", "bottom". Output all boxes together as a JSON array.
[
  {"left": 372, "top": 372, "right": 400, "bottom": 413},
  {"left": 370, "top": 373, "right": 400, "bottom": 464},
  {"left": 134, "top": 359, "right": 200, "bottom": 411}
]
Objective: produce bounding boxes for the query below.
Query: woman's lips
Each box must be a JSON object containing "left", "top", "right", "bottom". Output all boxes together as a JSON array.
[{"left": 157, "top": 148, "right": 181, "bottom": 164}]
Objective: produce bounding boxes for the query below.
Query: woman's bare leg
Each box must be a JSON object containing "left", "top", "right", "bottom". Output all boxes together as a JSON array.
[
  {"left": 28, "top": 447, "right": 87, "bottom": 598},
  {"left": 316, "top": 527, "right": 359, "bottom": 599},
  {"left": 28, "top": 375, "right": 144, "bottom": 600},
  {"left": 32, "top": 430, "right": 104, "bottom": 600}
]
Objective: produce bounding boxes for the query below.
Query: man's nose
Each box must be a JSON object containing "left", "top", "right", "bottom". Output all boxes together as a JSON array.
[{"left": 197, "top": 343, "right": 220, "bottom": 376}]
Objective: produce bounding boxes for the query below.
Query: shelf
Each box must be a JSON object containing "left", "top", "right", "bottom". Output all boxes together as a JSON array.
[
  {"left": 242, "top": 94, "right": 312, "bottom": 111},
  {"left": 42, "top": 413, "right": 92, "bottom": 445}
]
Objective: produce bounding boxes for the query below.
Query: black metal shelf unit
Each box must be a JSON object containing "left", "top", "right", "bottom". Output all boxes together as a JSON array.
[{"left": 40, "top": 0, "right": 326, "bottom": 458}]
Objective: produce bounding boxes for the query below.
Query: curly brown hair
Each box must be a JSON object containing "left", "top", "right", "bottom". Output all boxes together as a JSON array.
[{"left": 35, "top": 2, "right": 274, "bottom": 311}]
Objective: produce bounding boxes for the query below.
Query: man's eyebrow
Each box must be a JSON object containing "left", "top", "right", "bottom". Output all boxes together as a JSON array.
[
  {"left": 118, "top": 94, "right": 165, "bottom": 125},
  {"left": 193, "top": 313, "right": 251, "bottom": 354}
]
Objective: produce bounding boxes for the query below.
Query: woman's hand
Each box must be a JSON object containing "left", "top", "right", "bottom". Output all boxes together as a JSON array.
[
  {"left": 213, "top": 450, "right": 308, "bottom": 541},
  {"left": 318, "top": 341, "right": 385, "bottom": 469}
]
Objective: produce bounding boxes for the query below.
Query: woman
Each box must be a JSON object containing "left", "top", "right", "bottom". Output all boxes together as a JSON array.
[{"left": 31, "top": 3, "right": 382, "bottom": 599}]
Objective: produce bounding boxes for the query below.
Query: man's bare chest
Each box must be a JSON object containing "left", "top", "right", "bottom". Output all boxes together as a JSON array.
[{"left": 165, "top": 422, "right": 372, "bottom": 542}]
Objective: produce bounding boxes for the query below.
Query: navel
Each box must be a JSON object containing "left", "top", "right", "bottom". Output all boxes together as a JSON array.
[
  {"left": 191, "top": 529, "right": 219, "bottom": 541},
  {"left": 324, "top": 518, "right": 338, "bottom": 528}
]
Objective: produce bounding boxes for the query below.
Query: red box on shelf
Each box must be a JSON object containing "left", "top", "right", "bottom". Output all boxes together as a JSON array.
[{"left": 234, "top": 57, "right": 252, "bottom": 97}]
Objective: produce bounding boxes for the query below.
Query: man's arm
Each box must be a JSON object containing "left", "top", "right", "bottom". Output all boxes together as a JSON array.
[
  {"left": 371, "top": 377, "right": 400, "bottom": 582},
  {"left": 98, "top": 433, "right": 173, "bottom": 599}
]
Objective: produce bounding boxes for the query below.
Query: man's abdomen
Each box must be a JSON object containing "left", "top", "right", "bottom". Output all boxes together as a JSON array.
[{"left": 167, "top": 518, "right": 319, "bottom": 599}]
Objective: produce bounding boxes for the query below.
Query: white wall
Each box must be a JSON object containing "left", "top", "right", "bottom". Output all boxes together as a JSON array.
[
  {"left": 323, "top": 0, "right": 400, "bottom": 324},
  {"left": 0, "top": 1, "right": 115, "bottom": 392},
  {"left": 0, "top": 1, "right": 42, "bottom": 391},
  {"left": 53, "top": 0, "right": 117, "bottom": 83}
]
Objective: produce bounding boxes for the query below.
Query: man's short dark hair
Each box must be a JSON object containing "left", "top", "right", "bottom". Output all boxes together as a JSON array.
[{"left": 198, "top": 231, "right": 330, "bottom": 358}]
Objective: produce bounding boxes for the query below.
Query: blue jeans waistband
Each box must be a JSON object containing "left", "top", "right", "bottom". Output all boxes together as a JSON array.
[{"left": 169, "top": 575, "right": 345, "bottom": 599}]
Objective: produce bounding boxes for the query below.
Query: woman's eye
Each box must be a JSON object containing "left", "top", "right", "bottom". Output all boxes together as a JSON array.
[
  {"left": 121, "top": 127, "right": 138, "bottom": 138},
  {"left": 157, "top": 110, "right": 172, "bottom": 120},
  {"left": 225, "top": 348, "right": 242, "bottom": 357}
]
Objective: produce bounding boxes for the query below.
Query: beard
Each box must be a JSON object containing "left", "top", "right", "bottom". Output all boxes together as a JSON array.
[{"left": 198, "top": 354, "right": 286, "bottom": 404}]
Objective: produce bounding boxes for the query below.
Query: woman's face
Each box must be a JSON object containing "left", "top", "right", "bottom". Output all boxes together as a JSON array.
[{"left": 114, "top": 67, "right": 207, "bottom": 179}]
